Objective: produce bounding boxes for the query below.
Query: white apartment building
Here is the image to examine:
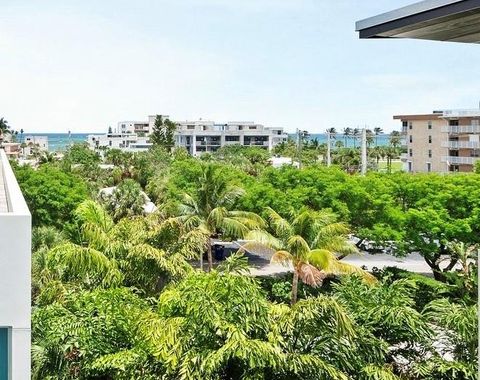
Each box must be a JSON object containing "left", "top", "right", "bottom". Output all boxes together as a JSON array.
[
  {"left": 0, "top": 150, "right": 31, "bottom": 380},
  {"left": 87, "top": 133, "right": 152, "bottom": 152},
  {"left": 22, "top": 135, "right": 48, "bottom": 157},
  {"left": 89, "top": 115, "right": 287, "bottom": 155},
  {"left": 174, "top": 120, "right": 287, "bottom": 155}
]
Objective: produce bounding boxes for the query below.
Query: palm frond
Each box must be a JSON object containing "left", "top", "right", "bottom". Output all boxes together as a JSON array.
[
  {"left": 244, "top": 230, "right": 282, "bottom": 251},
  {"left": 271, "top": 250, "right": 293, "bottom": 265},
  {"left": 297, "top": 263, "right": 326, "bottom": 287},
  {"left": 265, "top": 207, "right": 293, "bottom": 240},
  {"left": 286, "top": 235, "right": 310, "bottom": 259}
]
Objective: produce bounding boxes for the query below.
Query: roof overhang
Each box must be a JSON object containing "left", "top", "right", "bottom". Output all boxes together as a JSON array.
[{"left": 356, "top": 0, "right": 480, "bottom": 43}]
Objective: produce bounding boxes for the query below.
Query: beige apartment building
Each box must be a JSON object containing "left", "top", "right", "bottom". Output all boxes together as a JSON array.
[{"left": 394, "top": 109, "right": 480, "bottom": 173}]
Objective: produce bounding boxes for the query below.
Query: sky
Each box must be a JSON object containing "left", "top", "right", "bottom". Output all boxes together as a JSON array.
[{"left": 1, "top": 0, "right": 479, "bottom": 134}]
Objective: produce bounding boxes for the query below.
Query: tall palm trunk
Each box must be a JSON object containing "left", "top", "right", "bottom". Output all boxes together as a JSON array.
[
  {"left": 199, "top": 249, "right": 204, "bottom": 271},
  {"left": 207, "top": 238, "right": 213, "bottom": 272},
  {"left": 291, "top": 268, "right": 299, "bottom": 305}
]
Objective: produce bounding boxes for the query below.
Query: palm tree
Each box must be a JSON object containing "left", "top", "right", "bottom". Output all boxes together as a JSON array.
[
  {"left": 389, "top": 130, "right": 402, "bottom": 148},
  {"left": 365, "top": 129, "right": 375, "bottom": 147},
  {"left": 44, "top": 200, "right": 190, "bottom": 295},
  {"left": 373, "top": 127, "right": 383, "bottom": 146},
  {"left": 100, "top": 179, "right": 147, "bottom": 222},
  {"left": 369, "top": 146, "right": 383, "bottom": 170},
  {"left": 177, "top": 164, "right": 264, "bottom": 271},
  {"left": 352, "top": 128, "right": 361, "bottom": 148},
  {"left": 326, "top": 127, "right": 337, "bottom": 140},
  {"left": 246, "top": 207, "right": 375, "bottom": 304},
  {"left": 342, "top": 127, "right": 352, "bottom": 147},
  {"left": 38, "top": 152, "right": 56, "bottom": 164},
  {"left": 0, "top": 117, "right": 11, "bottom": 144}
]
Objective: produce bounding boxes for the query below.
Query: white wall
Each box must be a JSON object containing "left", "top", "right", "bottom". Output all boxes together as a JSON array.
[{"left": 0, "top": 150, "right": 31, "bottom": 380}]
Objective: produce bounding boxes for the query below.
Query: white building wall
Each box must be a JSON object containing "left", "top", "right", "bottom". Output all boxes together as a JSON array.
[{"left": 0, "top": 150, "right": 31, "bottom": 380}]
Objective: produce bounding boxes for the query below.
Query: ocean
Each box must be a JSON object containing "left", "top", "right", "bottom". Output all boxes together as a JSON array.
[
  {"left": 20, "top": 133, "right": 393, "bottom": 152},
  {"left": 19, "top": 133, "right": 100, "bottom": 152},
  {"left": 291, "top": 133, "right": 391, "bottom": 148}
]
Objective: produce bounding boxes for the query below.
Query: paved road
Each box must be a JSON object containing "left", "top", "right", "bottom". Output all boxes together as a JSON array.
[{"left": 245, "top": 252, "right": 433, "bottom": 277}]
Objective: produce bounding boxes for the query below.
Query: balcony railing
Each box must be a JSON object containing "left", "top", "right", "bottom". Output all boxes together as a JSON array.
[
  {"left": 441, "top": 125, "right": 480, "bottom": 133},
  {"left": 441, "top": 141, "right": 480, "bottom": 149},
  {"left": 441, "top": 156, "right": 479, "bottom": 165}
]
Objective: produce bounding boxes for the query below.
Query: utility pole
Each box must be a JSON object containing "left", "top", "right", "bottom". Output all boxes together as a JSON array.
[{"left": 361, "top": 127, "right": 367, "bottom": 175}]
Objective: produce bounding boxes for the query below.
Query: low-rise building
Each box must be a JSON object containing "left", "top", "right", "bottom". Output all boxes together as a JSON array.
[
  {"left": 2, "top": 143, "right": 22, "bottom": 159},
  {"left": 174, "top": 119, "right": 287, "bottom": 155},
  {"left": 87, "top": 133, "right": 152, "bottom": 152},
  {"left": 89, "top": 115, "right": 288, "bottom": 155},
  {"left": 394, "top": 109, "right": 480, "bottom": 173},
  {"left": 22, "top": 135, "right": 49, "bottom": 157},
  {"left": 0, "top": 149, "right": 31, "bottom": 380}
]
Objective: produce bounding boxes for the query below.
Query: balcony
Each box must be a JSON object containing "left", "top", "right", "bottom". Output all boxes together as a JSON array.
[
  {"left": 441, "top": 141, "right": 480, "bottom": 149},
  {"left": 441, "top": 125, "right": 480, "bottom": 133},
  {"left": 441, "top": 156, "right": 479, "bottom": 165}
]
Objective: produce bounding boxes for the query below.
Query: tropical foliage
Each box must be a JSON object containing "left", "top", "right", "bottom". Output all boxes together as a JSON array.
[{"left": 9, "top": 139, "right": 477, "bottom": 379}]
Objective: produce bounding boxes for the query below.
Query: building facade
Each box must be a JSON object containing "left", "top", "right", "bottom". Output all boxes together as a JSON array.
[
  {"left": 0, "top": 150, "right": 31, "bottom": 380},
  {"left": 89, "top": 115, "right": 288, "bottom": 155},
  {"left": 87, "top": 132, "right": 152, "bottom": 152},
  {"left": 22, "top": 136, "right": 49, "bottom": 157},
  {"left": 173, "top": 120, "right": 287, "bottom": 155},
  {"left": 394, "top": 109, "right": 480, "bottom": 173}
]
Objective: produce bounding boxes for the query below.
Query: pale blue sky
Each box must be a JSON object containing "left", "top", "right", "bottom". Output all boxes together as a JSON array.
[{"left": 1, "top": 0, "right": 479, "bottom": 133}]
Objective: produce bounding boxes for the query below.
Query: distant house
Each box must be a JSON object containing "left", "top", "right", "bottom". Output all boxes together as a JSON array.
[
  {"left": 22, "top": 136, "right": 49, "bottom": 157},
  {"left": 2, "top": 143, "right": 21, "bottom": 159},
  {"left": 269, "top": 156, "right": 300, "bottom": 168}
]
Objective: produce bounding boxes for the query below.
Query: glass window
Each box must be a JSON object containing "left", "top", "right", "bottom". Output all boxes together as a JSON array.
[
  {"left": 428, "top": 121, "right": 432, "bottom": 129},
  {"left": 428, "top": 136, "right": 432, "bottom": 143},
  {"left": 409, "top": 122, "right": 413, "bottom": 130},
  {"left": 409, "top": 135, "right": 412, "bottom": 143},
  {"left": 409, "top": 149, "right": 413, "bottom": 157},
  {"left": 0, "top": 328, "right": 8, "bottom": 380},
  {"left": 427, "top": 163, "right": 431, "bottom": 172},
  {"left": 428, "top": 150, "right": 432, "bottom": 158}
]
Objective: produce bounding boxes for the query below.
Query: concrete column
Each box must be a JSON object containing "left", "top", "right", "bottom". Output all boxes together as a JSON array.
[{"left": 192, "top": 134, "right": 197, "bottom": 156}]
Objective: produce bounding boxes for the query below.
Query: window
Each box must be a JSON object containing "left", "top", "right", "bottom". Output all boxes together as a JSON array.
[
  {"left": 225, "top": 136, "right": 240, "bottom": 142},
  {"left": 409, "top": 122, "right": 413, "bottom": 130},
  {"left": 249, "top": 126, "right": 257, "bottom": 130},
  {"left": 402, "top": 121, "right": 408, "bottom": 128},
  {"left": 187, "top": 125, "right": 195, "bottom": 130},
  {"left": 409, "top": 135, "right": 412, "bottom": 143},
  {"left": 427, "top": 163, "right": 431, "bottom": 172},
  {"left": 409, "top": 149, "right": 412, "bottom": 157},
  {"left": 0, "top": 328, "right": 9, "bottom": 380},
  {"left": 238, "top": 125, "right": 243, "bottom": 130},
  {"left": 408, "top": 162, "right": 412, "bottom": 172},
  {"left": 428, "top": 121, "right": 432, "bottom": 130},
  {"left": 428, "top": 149, "right": 432, "bottom": 158},
  {"left": 449, "top": 120, "right": 459, "bottom": 126},
  {"left": 428, "top": 135, "right": 432, "bottom": 143}
]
